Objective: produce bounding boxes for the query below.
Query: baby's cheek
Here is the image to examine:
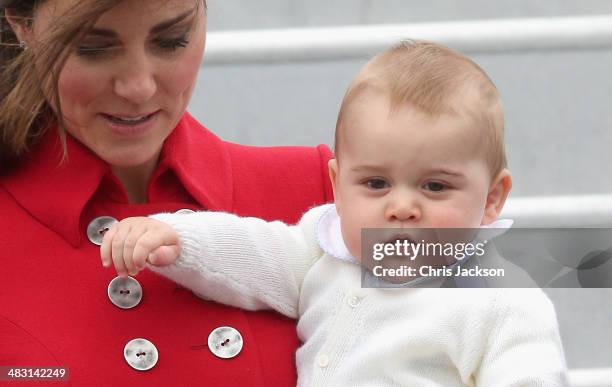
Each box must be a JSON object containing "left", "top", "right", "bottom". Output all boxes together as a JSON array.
[{"left": 430, "top": 205, "right": 477, "bottom": 229}]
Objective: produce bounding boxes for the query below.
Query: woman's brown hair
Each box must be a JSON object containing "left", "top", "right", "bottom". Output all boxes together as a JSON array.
[
  {"left": 0, "top": 0, "right": 125, "bottom": 171},
  {"left": 0, "top": 0, "right": 204, "bottom": 172}
]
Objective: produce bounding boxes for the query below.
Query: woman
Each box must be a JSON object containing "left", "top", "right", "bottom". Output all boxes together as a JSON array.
[{"left": 0, "top": 0, "right": 333, "bottom": 385}]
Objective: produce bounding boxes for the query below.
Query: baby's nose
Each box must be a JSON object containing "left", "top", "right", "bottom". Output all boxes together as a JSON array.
[{"left": 385, "top": 197, "right": 421, "bottom": 223}]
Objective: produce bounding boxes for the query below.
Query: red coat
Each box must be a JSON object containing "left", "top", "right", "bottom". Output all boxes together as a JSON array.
[{"left": 0, "top": 113, "right": 333, "bottom": 386}]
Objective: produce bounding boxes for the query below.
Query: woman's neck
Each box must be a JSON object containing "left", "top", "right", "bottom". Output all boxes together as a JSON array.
[{"left": 111, "top": 153, "right": 160, "bottom": 204}]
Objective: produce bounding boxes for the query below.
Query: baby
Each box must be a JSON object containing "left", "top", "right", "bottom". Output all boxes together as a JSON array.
[{"left": 101, "top": 41, "right": 567, "bottom": 386}]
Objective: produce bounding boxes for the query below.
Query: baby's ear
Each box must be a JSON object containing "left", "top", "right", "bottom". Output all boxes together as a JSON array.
[
  {"left": 328, "top": 159, "right": 339, "bottom": 197},
  {"left": 482, "top": 169, "right": 512, "bottom": 225},
  {"left": 328, "top": 159, "right": 341, "bottom": 212}
]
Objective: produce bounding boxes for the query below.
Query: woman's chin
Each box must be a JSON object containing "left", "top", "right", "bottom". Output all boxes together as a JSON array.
[{"left": 101, "top": 149, "right": 161, "bottom": 170}]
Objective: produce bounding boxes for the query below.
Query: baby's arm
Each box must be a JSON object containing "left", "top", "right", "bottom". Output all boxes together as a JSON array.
[
  {"left": 476, "top": 289, "right": 568, "bottom": 386},
  {"left": 146, "top": 206, "right": 326, "bottom": 318}
]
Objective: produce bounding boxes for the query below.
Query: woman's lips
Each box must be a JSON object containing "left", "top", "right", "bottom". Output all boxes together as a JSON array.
[{"left": 100, "top": 110, "right": 160, "bottom": 136}]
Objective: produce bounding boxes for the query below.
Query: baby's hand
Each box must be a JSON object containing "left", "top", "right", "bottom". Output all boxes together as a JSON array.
[{"left": 100, "top": 217, "right": 180, "bottom": 277}]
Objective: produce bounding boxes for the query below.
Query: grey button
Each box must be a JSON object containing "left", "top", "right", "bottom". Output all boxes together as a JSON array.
[
  {"left": 108, "top": 276, "right": 142, "bottom": 309},
  {"left": 175, "top": 208, "right": 195, "bottom": 214},
  {"left": 124, "top": 338, "right": 158, "bottom": 371},
  {"left": 87, "top": 216, "right": 118, "bottom": 245},
  {"left": 208, "top": 326, "right": 243, "bottom": 359}
]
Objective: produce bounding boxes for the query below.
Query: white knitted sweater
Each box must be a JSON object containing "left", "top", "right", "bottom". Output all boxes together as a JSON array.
[{"left": 150, "top": 205, "right": 568, "bottom": 387}]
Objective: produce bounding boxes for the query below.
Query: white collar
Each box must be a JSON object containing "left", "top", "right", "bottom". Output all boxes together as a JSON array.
[
  {"left": 315, "top": 204, "right": 355, "bottom": 263},
  {"left": 315, "top": 204, "right": 513, "bottom": 264}
]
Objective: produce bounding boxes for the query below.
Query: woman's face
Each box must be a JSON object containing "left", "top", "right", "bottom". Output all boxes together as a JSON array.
[{"left": 33, "top": 0, "right": 206, "bottom": 168}]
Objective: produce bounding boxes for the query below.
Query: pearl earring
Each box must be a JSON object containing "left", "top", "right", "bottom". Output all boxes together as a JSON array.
[{"left": 19, "top": 41, "right": 28, "bottom": 50}]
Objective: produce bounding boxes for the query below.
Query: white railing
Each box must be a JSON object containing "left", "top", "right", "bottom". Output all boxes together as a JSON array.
[
  {"left": 502, "top": 194, "right": 612, "bottom": 227},
  {"left": 569, "top": 367, "right": 612, "bottom": 387},
  {"left": 205, "top": 14, "right": 612, "bottom": 64}
]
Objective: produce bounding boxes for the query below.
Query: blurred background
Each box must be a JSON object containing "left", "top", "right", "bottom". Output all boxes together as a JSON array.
[{"left": 188, "top": 1, "right": 612, "bottom": 384}]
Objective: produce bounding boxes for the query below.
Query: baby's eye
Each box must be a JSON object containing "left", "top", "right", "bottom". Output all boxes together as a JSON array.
[
  {"left": 365, "top": 178, "right": 390, "bottom": 190},
  {"left": 423, "top": 181, "right": 447, "bottom": 192}
]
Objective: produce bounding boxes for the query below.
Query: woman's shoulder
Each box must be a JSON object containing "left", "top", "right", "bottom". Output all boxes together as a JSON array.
[
  {"left": 225, "top": 141, "right": 334, "bottom": 222},
  {"left": 180, "top": 113, "right": 334, "bottom": 220},
  {"left": 225, "top": 141, "right": 333, "bottom": 168},
  {"left": 183, "top": 112, "right": 333, "bottom": 173}
]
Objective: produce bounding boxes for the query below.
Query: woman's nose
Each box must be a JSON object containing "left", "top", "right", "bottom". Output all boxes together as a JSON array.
[{"left": 113, "top": 52, "right": 157, "bottom": 104}]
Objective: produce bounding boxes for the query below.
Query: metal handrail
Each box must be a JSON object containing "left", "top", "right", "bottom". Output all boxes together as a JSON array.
[
  {"left": 205, "top": 14, "right": 612, "bottom": 64},
  {"left": 502, "top": 194, "right": 612, "bottom": 227},
  {"left": 569, "top": 367, "right": 612, "bottom": 387}
]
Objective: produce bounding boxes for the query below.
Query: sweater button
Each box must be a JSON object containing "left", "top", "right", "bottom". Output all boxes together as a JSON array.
[
  {"left": 124, "top": 338, "right": 158, "bottom": 371},
  {"left": 86, "top": 216, "right": 118, "bottom": 245},
  {"left": 107, "top": 276, "right": 143, "bottom": 309},
  {"left": 208, "top": 326, "right": 243, "bottom": 359},
  {"left": 347, "top": 295, "right": 362, "bottom": 308},
  {"left": 317, "top": 354, "right": 329, "bottom": 368}
]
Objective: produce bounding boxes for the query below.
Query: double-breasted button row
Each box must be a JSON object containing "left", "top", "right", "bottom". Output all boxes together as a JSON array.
[{"left": 88, "top": 214, "right": 243, "bottom": 371}]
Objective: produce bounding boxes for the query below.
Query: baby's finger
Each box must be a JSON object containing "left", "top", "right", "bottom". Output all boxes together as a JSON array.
[
  {"left": 135, "top": 226, "right": 180, "bottom": 267},
  {"left": 149, "top": 245, "right": 181, "bottom": 266},
  {"left": 111, "top": 224, "right": 130, "bottom": 278},
  {"left": 122, "top": 226, "right": 145, "bottom": 276},
  {"left": 132, "top": 232, "right": 156, "bottom": 271},
  {"left": 100, "top": 225, "right": 118, "bottom": 268}
]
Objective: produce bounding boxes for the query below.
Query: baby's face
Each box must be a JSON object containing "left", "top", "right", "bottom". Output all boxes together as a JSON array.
[{"left": 330, "top": 92, "right": 497, "bottom": 261}]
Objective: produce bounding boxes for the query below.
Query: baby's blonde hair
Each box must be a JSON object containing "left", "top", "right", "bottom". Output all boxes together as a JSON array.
[{"left": 334, "top": 40, "right": 506, "bottom": 177}]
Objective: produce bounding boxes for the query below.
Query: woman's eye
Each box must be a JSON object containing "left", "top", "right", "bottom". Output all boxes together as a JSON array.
[
  {"left": 76, "top": 45, "right": 113, "bottom": 58},
  {"left": 155, "top": 37, "right": 190, "bottom": 51},
  {"left": 75, "top": 36, "right": 190, "bottom": 58},
  {"left": 423, "top": 181, "right": 446, "bottom": 192},
  {"left": 365, "top": 178, "right": 389, "bottom": 190}
]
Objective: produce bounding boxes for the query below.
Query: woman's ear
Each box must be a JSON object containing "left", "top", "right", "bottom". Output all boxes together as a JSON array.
[
  {"left": 4, "top": 8, "right": 33, "bottom": 46},
  {"left": 482, "top": 169, "right": 512, "bottom": 225}
]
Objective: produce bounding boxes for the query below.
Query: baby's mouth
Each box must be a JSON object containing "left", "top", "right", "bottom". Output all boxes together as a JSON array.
[
  {"left": 384, "top": 233, "right": 416, "bottom": 246},
  {"left": 382, "top": 234, "right": 418, "bottom": 259}
]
